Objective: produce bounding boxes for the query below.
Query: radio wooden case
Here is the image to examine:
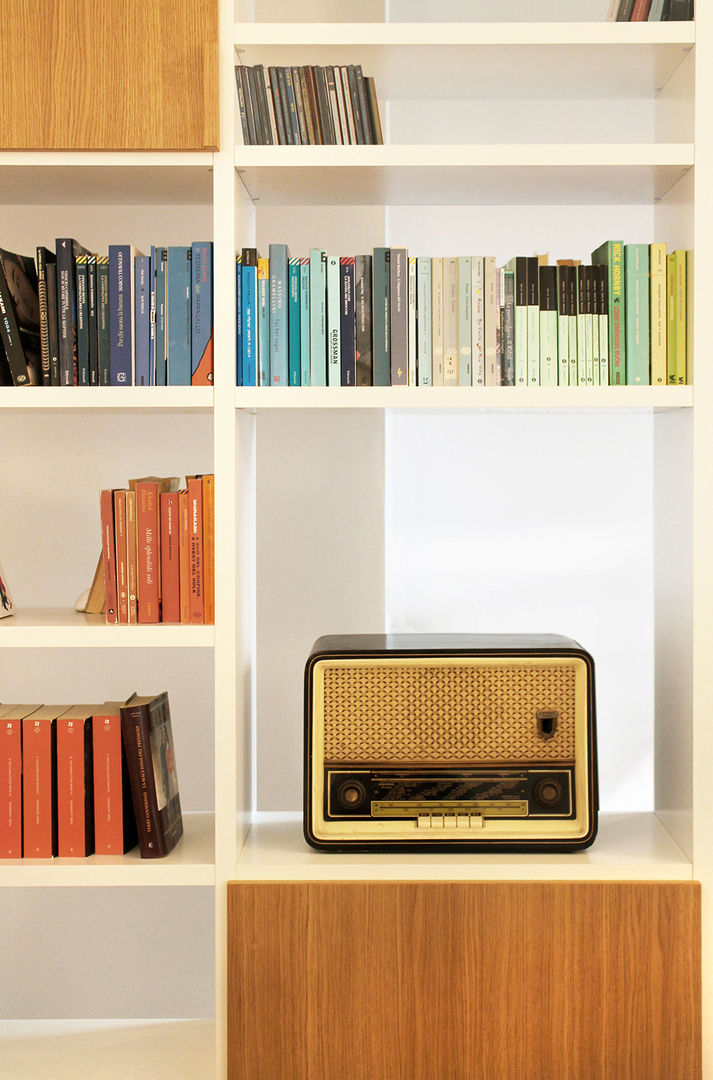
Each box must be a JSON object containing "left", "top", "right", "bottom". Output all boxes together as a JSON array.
[{"left": 304, "top": 634, "right": 598, "bottom": 853}]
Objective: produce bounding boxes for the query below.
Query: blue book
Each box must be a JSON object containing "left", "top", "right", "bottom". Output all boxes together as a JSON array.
[
  {"left": 299, "top": 257, "right": 310, "bottom": 386},
  {"left": 241, "top": 248, "right": 258, "bottom": 386},
  {"left": 416, "top": 257, "right": 432, "bottom": 386},
  {"left": 340, "top": 257, "right": 356, "bottom": 386},
  {"left": 166, "top": 246, "right": 191, "bottom": 385},
  {"left": 326, "top": 255, "right": 341, "bottom": 387},
  {"left": 155, "top": 247, "right": 168, "bottom": 385},
  {"left": 108, "top": 243, "right": 138, "bottom": 385},
  {"left": 257, "top": 258, "right": 270, "bottom": 385},
  {"left": 236, "top": 254, "right": 242, "bottom": 385},
  {"left": 191, "top": 241, "right": 213, "bottom": 385},
  {"left": 149, "top": 247, "right": 158, "bottom": 385},
  {"left": 309, "top": 248, "right": 326, "bottom": 386},
  {"left": 269, "top": 243, "right": 289, "bottom": 386},
  {"left": 134, "top": 254, "right": 151, "bottom": 385},
  {"left": 288, "top": 257, "right": 301, "bottom": 386}
]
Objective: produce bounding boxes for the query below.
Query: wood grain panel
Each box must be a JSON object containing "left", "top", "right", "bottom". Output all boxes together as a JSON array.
[
  {"left": 228, "top": 881, "right": 701, "bottom": 1080},
  {"left": 0, "top": 0, "right": 218, "bottom": 150}
]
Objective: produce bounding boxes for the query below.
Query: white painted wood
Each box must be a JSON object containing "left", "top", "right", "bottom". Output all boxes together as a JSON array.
[
  {"left": 0, "top": 387, "right": 213, "bottom": 411},
  {"left": 0, "top": 609, "right": 214, "bottom": 647}
]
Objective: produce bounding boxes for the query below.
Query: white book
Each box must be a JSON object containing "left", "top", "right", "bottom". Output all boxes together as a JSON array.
[
  {"left": 557, "top": 267, "right": 569, "bottom": 387},
  {"left": 458, "top": 256, "right": 472, "bottom": 386},
  {"left": 443, "top": 257, "right": 458, "bottom": 386},
  {"left": 526, "top": 256, "right": 540, "bottom": 386},
  {"left": 431, "top": 257, "right": 444, "bottom": 386},
  {"left": 326, "top": 255, "right": 341, "bottom": 386},
  {"left": 417, "top": 256, "right": 432, "bottom": 386},
  {"left": 471, "top": 256, "right": 485, "bottom": 386},
  {"left": 408, "top": 257, "right": 417, "bottom": 387},
  {"left": 484, "top": 256, "right": 498, "bottom": 386}
]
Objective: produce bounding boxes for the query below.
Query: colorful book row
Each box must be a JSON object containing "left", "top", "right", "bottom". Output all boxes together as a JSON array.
[
  {"left": 236, "top": 242, "right": 690, "bottom": 388},
  {"left": 235, "top": 63, "right": 383, "bottom": 146},
  {"left": 0, "top": 692, "right": 182, "bottom": 860},
  {"left": 100, "top": 474, "right": 215, "bottom": 626},
  {"left": 607, "top": 0, "right": 692, "bottom": 18},
  {"left": 0, "top": 241, "right": 213, "bottom": 388}
]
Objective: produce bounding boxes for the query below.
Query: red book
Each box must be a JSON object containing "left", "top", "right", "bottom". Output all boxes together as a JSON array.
[
  {"left": 178, "top": 489, "right": 190, "bottom": 624},
  {"left": 125, "top": 488, "right": 138, "bottom": 624},
  {"left": 160, "top": 491, "right": 180, "bottom": 623},
  {"left": 92, "top": 701, "right": 138, "bottom": 855},
  {"left": 631, "top": 0, "right": 653, "bottom": 17},
  {"left": 57, "top": 706, "right": 96, "bottom": 857},
  {"left": 114, "top": 490, "right": 129, "bottom": 623},
  {"left": 23, "top": 706, "right": 67, "bottom": 858},
  {"left": 201, "top": 475, "right": 215, "bottom": 625},
  {"left": 100, "top": 489, "right": 118, "bottom": 624},
  {"left": 0, "top": 705, "right": 40, "bottom": 858},
  {"left": 187, "top": 476, "right": 204, "bottom": 624}
]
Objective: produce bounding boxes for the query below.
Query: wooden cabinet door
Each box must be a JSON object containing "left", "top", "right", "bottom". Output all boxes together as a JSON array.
[
  {"left": 0, "top": 0, "right": 218, "bottom": 150},
  {"left": 228, "top": 880, "right": 701, "bottom": 1080}
]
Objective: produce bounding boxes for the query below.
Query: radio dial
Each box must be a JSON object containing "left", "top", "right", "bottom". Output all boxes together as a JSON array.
[
  {"left": 534, "top": 779, "right": 563, "bottom": 808},
  {"left": 338, "top": 780, "right": 367, "bottom": 809}
]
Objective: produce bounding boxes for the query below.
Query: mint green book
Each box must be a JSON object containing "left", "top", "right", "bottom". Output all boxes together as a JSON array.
[
  {"left": 624, "top": 244, "right": 650, "bottom": 385},
  {"left": 567, "top": 267, "right": 578, "bottom": 386},
  {"left": 591, "top": 240, "right": 625, "bottom": 384},
  {"left": 416, "top": 257, "right": 432, "bottom": 386},
  {"left": 309, "top": 248, "right": 326, "bottom": 386},
  {"left": 577, "top": 266, "right": 587, "bottom": 385},
  {"left": 584, "top": 265, "right": 594, "bottom": 386},
  {"left": 457, "top": 256, "right": 472, "bottom": 386},
  {"left": 326, "top": 254, "right": 340, "bottom": 386},
  {"left": 526, "top": 256, "right": 539, "bottom": 385},
  {"left": 443, "top": 256, "right": 458, "bottom": 386},
  {"left": 506, "top": 256, "right": 528, "bottom": 386},
  {"left": 372, "top": 246, "right": 390, "bottom": 386},
  {"left": 300, "top": 257, "right": 310, "bottom": 386}
]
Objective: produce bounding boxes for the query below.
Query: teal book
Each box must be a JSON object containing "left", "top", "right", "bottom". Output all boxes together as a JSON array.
[
  {"left": 372, "top": 246, "right": 390, "bottom": 386},
  {"left": 288, "top": 257, "right": 301, "bottom": 386},
  {"left": 624, "top": 243, "right": 650, "bottom": 385},
  {"left": 191, "top": 241, "right": 213, "bottom": 386},
  {"left": 326, "top": 254, "right": 341, "bottom": 387},
  {"left": 166, "top": 245, "right": 191, "bottom": 385},
  {"left": 269, "top": 243, "right": 288, "bottom": 386},
  {"left": 416, "top": 256, "right": 432, "bottom": 386},
  {"left": 591, "top": 240, "right": 625, "bottom": 384},
  {"left": 299, "top": 257, "right": 310, "bottom": 386},
  {"left": 257, "top": 257, "right": 269, "bottom": 386},
  {"left": 309, "top": 248, "right": 326, "bottom": 386},
  {"left": 506, "top": 256, "right": 527, "bottom": 386}
]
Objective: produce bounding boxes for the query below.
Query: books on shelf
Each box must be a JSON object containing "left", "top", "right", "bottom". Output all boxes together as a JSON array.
[
  {"left": 235, "top": 63, "right": 384, "bottom": 146},
  {"left": 99, "top": 473, "right": 215, "bottom": 626},
  {"left": 0, "top": 692, "right": 182, "bottom": 860},
  {"left": 236, "top": 242, "right": 692, "bottom": 389},
  {"left": 0, "top": 238, "right": 213, "bottom": 387},
  {"left": 607, "top": 0, "right": 693, "bottom": 17}
]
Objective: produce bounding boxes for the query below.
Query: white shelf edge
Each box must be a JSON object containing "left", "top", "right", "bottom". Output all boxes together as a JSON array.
[
  {"left": 235, "top": 386, "right": 693, "bottom": 411},
  {"left": 0, "top": 610, "right": 215, "bottom": 648},
  {"left": 0, "top": 387, "right": 214, "bottom": 411},
  {"left": 0, "top": 151, "right": 215, "bottom": 168},
  {"left": 234, "top": 21, "right": 696, "bottom": 47}
]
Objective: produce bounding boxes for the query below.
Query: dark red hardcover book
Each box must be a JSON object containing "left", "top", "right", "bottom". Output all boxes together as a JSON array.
[{"left": 120, "top": 692, "right": 183, "bottom": 858}]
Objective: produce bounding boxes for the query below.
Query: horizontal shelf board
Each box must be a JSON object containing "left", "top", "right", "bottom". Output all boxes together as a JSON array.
[
  {"left": 232, "top": 812, "right": 693, "bottom": 882},
  {"left": 235, "top": 24, "right": 694, "bottom": 100},
  {"left": 0, "top": 153, "right": 214, "bottom": 205},
  {"left": 0, "top": 609, "right": 214, "bottom": 648},
  {"left": 0, "top": 814, "right": 214, "bottom": 887},
  {"left": 0, "top": 387, "right": 214, "bottom": 412},
  {"left": 236, "top": 385, "right": 693, "bottom": 411},
  {"left": 235, "top": 145, "right": 693, "bottom": 205},
  {"left": 0, "top": 1020, "right": 215, "bottom": 1080}
]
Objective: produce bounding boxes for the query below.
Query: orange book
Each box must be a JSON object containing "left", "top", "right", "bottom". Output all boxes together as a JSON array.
[
  {"left": 0, "top": 705, "right": 40, "bottom": 858},
  {"left": 160, "top": 490, "right": 180, "bottom": 623},
  {"left": 178, "top": 489, "right": 190, "bottom": 624},
  {"left": 125, "top": 489, "right": 138, "bottom": 623},
  {"left": 57, "top": 705, "right": 96, "bottom": 857},
  {"left": 187, "top": 476, "right": 204, "bottom": 624},
  {"left": 23, "top": 705, "right": 68, "bottom": 858},
  {"left": 100, "top": 489, "right": 118, "bottom": 624},
  {"left": 92, "top": 701, "right": 138, "bottom": 855},
  {"left": 132, "top": 477, "right": 178, "bottom": 623},
  {"left": 201, "top": 474, "right": 215, "bottom": 624},
  {"left": 114, "top": 490, "right": 129, "bottom": 623}
]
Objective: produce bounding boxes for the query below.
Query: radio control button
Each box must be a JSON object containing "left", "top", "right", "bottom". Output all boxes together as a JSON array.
[
  {"left": 444, "top": 814, "right": 457, "bottom": 829},
  {"left": 431, "top": 815, "right": 444, "bottom": 829},
  {"left": 417, "top": 814, "right": 431, "bottom": 829},
  {"left": 456, "top": 815, "right": 470, "bottom": 829}
]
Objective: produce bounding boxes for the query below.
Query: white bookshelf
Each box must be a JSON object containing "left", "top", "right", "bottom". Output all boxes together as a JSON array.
[{"left": 1, "top": 2, "right": 709, "bottom": 1079}]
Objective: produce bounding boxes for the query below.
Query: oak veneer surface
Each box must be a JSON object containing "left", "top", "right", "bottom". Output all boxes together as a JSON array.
[
  {"left": 0, "top": 0, "right": 218, "bottom": 150},
  {"left": 228, "top": 881, "right": 701, "bottom": 1080}
]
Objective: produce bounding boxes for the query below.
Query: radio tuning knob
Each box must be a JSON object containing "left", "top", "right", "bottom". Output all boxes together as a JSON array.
[{"left": 534, "top": 779, "right": 563, "bottom": 808}]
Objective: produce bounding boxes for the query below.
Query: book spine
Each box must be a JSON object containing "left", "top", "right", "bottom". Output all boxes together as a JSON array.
[
  {"left": 0, "top": 718, "right": 22, "bottom": 857},
  {"left": 326, "top": 67, "right": 343, "bottom": 144},
  {"left": 202, "top": 474, "right": 215, "bottom": 625},
  {"left": 327, "top": 254, "right": 341, "bottom": 386},
  {"left": 134, "top": 255, "right": 151, "bottom": 386},
  {"left": 0, "top": 259, "right": 30, "bottom": 386},
  {"left": 353, "top": 254, "right": 372, "bottom": 386},
  {"left": 309, "top": 248, "right": 327, "bottom": 386},
  {"left": 191, "top": 241, "right": 213, "bottom": 386},
  {"left": 179, "top": 490, "right": 190, "bottom": 623},
  {"left": 57, "top": 716, "right": 94, "bottom": 857},
  {"left": 155, "top": 248, "right": 168, "bottom": 385},
  {"left": 299, "top": 257, "right": 311, "bottom": 385},
  {"left": 650, "top": 242, "right": 667, "bottom": 385},
  {"left": 592, "top": 240, "right": 625, "bottom": 384},
  {"left": 390, "top": 247, "right": 408, "bottom": 385},
  {"left": 355, "top": 66, "right": 372, "bottom": 144},
  {"left": 372, "top": 247, "right": 391, "bottom": 386},
  {"left": 56, "top": 238, "right": 78, "bottom": 386},
  {"left": 283, "top": 67, "right": 302, "bottom": 144},
  {"left": 187, "top": 476, "right": 204, "bottom": 624},
  {"left": 442, "top": 256, "right": 458, "bottom": 387},
  {"left": 471, "top": 256, "right": 484, "bottom": 386},
  {"left": 624, "top": 243, "right": 650, "bottom": 385},
  {"left": 288, "top": 257, "right": 302, "bottom": 386},
  {"left": 114, "top": 490, "right": 129, "bottom": 624},
  {"left": 166, "top": 246, "right": 191, "bottom": 386},
  {"left": 431, "top": 257, "right": 444, "bottom": 386},
  {"left": 235, "top": 66, "right": 250, "bottom": 143},
  {"left": 366, "top": 77, "right": 383, "bottom": 145},
  {"left": 160, "top": 491, "right": 181, "bottom": 623},
  {"left": 100, "top": 489, "right": 118, "bottom": 625},
  {"left": 557, "top": 266, "right": 570, "bottom": 386},
  {"left": 235, "top": 253, "right": 242, "bottom": 384},
  {"left": 526, "top": 256, "right": 540, "bottom": 386},
  {"left": 632, "top": 0, "right": 653, "bottom": 17},
  {"left": 408, "top": 257, "right": 417, "bottom": 387},
  {"left": 96, "top": 255, "right": 111, "bottom": 385},
  {"left": 92, "top": 709, "right": 136, "bottom": 855},
  {"left": 36, "top": 247, "right": 52, "bottom": 385},
  {"left": 75, "top": 255, "right": 90, "bottom": 386},
  {"left": 257, "top": 257, "right": 270, "bottom": 386},
  {"left": 340, "top": 257, "right": 356, "bottom": 387},
  {"left": 46, "top": 261, "right": 61, "bottom": 385},
  {"left": 268, "top": 68, "right": 286, "bottom": 145},
  {"left": 22, "top": 716, "right": 57, "bottom": 858},
  {"left": 591, "top": 263, "right": 601, "bottom": 385},
  {"left": 417, "top": 256, "right": 433, "bottom": 386},
  {"left": 673, "top": 249, "right": 687, "bottom": 384},
  {"left": 108, "top": 244, "right": 133, "bottom": 385},
  {"left": 501, "top": 268, "right": 515, "bottom": 386},
  {"left": 567, "top": 266, "right": 578, "bottom": 386},
  {"left": 269, "top": 243, "right": 289, "bottom": 385},
  {"left": 241, "top": 249, "right": 257, "bottom": 387},
  {"left": 484, "top": 256, "right": 498, "bottom": 386},
  {"left": 87, "top": 255, "right": 98, "bottom": 385},
  {"left": 298, "top": 67, "right": 317, "bottom": 145},
  {"left": 120, "top": 702, "right": 166, "bottom": 857},
  {"left": 136, "top": 482, "right": 160, "bottom": 623},
  {"left": 538, "top": 266, "right": 557, "bottom": 386},
  {"left": 584, "top": 265, "right": 594, "bottom": 386},
  {"left": 509, "top": 257, "right": 528, "bottom": 386},
  {"left": 577, "top": 266, "right": 587, "bottom": 385},
  {"left": 598, "top": 265, "right": 609, "bottom": 387},
  {"left": 687, "top": 249, "right": 694, "bottom": 384},
  {"left": 339, "top": 67, "right": 356, "bottom": 143},
  {"left": 126, "top": 488, "right": 138, "bottom": 623}
]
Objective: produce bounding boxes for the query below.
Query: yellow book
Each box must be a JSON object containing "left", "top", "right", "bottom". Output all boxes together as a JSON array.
[{"left": 649, "top": 242, "right": 666, "bottom": 386}]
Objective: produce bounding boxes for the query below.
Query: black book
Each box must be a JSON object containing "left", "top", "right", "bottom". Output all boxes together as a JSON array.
[
  {"left": 313, "top": 67, "right": 336, "bottom": 144},
  {"left": 347, "top": 65, "right": 365, "bottom": 144},
  {"left": 355, "top": 254, "right": 373, "bottom": 386},
  {"left": 268, "top": 67, "right": 287, "bottom": 145},
  {"left": 0, "top": 247, "right": 42, "bottom": 386},
  {"left": 668, "top": 0, "right": 692, "bottom": 17},
  {"left": 46, "top": 259, "right": 61, "bottom": 385},
  {"left": 291, "top": 66, "right": 308, "bottom": 144},
  {"left": 87, "top": 255, "right": 99, "bottom": 385},
  {"left": 255, "top": 65, "right": 274, "bottom": 144},
  {"left": 120, "top": 691, "right": 183, "bottom": 859},
  {"left": 340, "top": 257, "right": 356, "bottom": 386},
  {"left": 56, "top": 237, "right": 91, "bottom": 385},
  {"left": 36, "top": 245, "right": 56, "bottom": 385},
  {"left": 235, "top": 66, "right": 251, "bottom": 144},
  {"left": 298, "top": 67, "right": 317, "bottom": 144},
  {"left": 246, "top": 66, "right": 265, "bottom": 144},
  {"left": 276, "top": 68, "right": 294, "bottom": 145},
  {"left": 355, "top": 66, "right": 373, "bottom": 144},
  {"left": 75, "top": 254, "right": 90, "bottom": 386},
  {"left": 283, "top": 67, "right": 302, "bottom": 145}
]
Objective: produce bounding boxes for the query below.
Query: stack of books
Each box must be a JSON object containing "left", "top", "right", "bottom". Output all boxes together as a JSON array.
[
  {"left": 0, "top": 240, "right": 213, "bottom": 387},
  {"left": 235, "top": 63, "right": 383, "bottom": 145},
  {"left": 607, "top": 0, "right": 693, "bottom": 18},
  {"left": 236, "top": 242, "right": 690, "bottom": 389},
  {"left": 99, "top": 474, "right": 215, "bottom": 626},
  {"left": 0, "top": 692, "right": 182, "bottom": 860}
]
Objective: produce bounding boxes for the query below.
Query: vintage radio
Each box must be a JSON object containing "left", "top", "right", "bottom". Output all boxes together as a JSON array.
[{"left": 304, "top": 634, "right": 597, "bottom": 853}]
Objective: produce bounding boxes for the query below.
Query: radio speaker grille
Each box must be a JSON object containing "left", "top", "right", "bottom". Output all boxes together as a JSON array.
[{"left": 322, "top": 662, "right": 578, "bottom": 764}]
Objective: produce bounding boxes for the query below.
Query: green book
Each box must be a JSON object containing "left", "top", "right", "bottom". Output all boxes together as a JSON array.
[
  {"left": 624, "top": 244, "right": 650, "bottom": 385},
  {"left": 591, "top": 240, "right": 625, "bottom": 385},
  {"left": 667, "top": 249, "right": 687, "bottom": 385}
]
